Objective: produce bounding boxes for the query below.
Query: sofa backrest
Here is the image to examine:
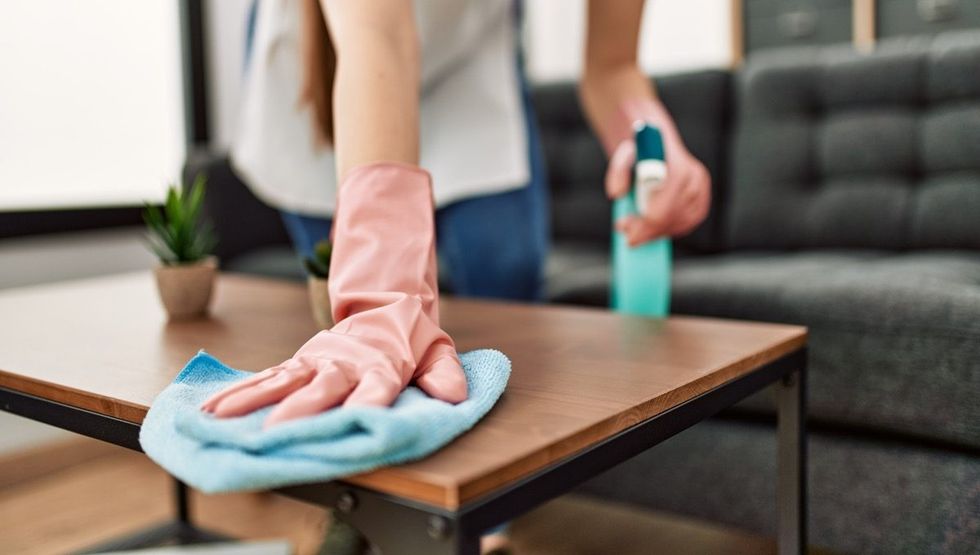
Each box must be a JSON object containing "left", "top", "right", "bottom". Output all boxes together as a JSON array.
[
  {"left": 533, "top": 70, "right": 732, "bottom": 253},
  {"left": 728, "top": 31, "right": 980, "bottom": 250}
]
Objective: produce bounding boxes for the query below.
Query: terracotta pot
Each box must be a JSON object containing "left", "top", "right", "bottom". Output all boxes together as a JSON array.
[
  {"left": 153, "top": 256, "right": 217, "bottom": 319},
  {"left": 308, "top": 276, "right": 332, "bottom": 329}
]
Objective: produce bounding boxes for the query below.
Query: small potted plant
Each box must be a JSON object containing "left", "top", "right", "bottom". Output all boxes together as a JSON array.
[
  {"left": 305, "top": 239, "right": 332, "bottom": 328},
  {"left": 143, "top": 175, "right": 218, "bottom": 319}
]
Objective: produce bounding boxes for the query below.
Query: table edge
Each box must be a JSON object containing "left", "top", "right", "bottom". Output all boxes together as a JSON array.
[{"left": 346, "top": 329, "right": 808, "bottom": 509}]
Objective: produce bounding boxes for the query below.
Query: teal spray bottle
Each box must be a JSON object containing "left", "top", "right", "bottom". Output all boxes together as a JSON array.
[{"left": 610, "top": 123, "right": 671, "bottom": 317}]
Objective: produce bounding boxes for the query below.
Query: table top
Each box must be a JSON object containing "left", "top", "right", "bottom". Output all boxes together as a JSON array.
[{"left": 0, "top": 272, "right": 806, "bottom": 509}]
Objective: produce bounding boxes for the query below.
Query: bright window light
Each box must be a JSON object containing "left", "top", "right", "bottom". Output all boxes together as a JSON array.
[
  {"left": 524, "top": 0, "right": 733, "bottom": 82},
  {"left": 0, "top": 0, "right": 184, "bottom": 211}
]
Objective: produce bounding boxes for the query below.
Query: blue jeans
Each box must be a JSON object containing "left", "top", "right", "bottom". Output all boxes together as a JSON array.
[{"left": 281, "top": 71, "right": 549, "bottom": 302}]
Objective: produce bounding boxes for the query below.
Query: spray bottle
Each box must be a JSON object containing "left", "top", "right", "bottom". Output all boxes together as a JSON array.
[{"left": 610, "top": 122, "right": 671, "bottom": 317}]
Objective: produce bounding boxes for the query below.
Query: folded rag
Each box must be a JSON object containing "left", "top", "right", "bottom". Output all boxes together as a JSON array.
[{"left": 139, "top": 349, "right": 510, "bottom": 493}]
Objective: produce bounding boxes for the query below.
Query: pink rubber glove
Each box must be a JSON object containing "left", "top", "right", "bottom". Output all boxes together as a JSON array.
[
  {"left": 601, "top": 99, "right": 711, "bottom": 247},
  {"left": 201, "top": 163, "right": 468, "bottom": 428}
]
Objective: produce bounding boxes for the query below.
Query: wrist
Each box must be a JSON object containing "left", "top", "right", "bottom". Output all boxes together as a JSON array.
[
  {"left": 580, "top": 64, "right": 651, "bottom": 150},
  {"left": 580, "top": 67, "right": 688, "bottom": 159},
  {"left": 598, "top": 97, "right": 684, "bottom": 158},
  {"left": 622, "top": 99, "right": 685, "bottom": 156}
]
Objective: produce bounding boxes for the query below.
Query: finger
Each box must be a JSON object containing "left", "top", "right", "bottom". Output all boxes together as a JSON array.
[
  {"left": 605, "top": 141, "right": 636, "bottom": 199},
  {"left": 342, "top": 369, "right": 403, "bottom": 408},
  {"left": 679, "top": 172, "right": 701, "bottom": 206},
  {"left": 671, "top": 184, "right": 710, "bottom": 237},
  {"left": 662, "top": 174, "right": 699, "bottom": 236},
  {"left": 211, "top": 365, "right": 317, "bottom": 418},
  {"left": 415, "top": 355, "right": 467, "bottom": 404},
  {"left": 201, "top": 366, "right": 280, "bottom": 412},
  {"left": 263, "top": 363, "right": 357, "bottom": 428},
  {"left": 616, "top": 216, "right": 645, "bottom": 245},
  {"left": 669, "top": 169, "right": 711, "bottom": 237},
  {"left": 618, "top": 215, "right": 668, "bottom": 247},
  {"left": 614, "top": 216, "right": 631, "bottom": 234},
  {"left": 642, "top": 174, "right": 683, "bottom": 228},
  {"left": 627, "top": 220, "right": 663, "bottom": 246}
]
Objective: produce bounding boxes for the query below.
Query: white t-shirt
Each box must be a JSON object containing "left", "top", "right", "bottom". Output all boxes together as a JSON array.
[{"left": 231, "top": 0, "right": 529, "bottom": 217}]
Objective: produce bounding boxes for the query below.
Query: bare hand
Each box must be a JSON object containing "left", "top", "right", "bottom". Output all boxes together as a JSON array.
[{"left": 604, "top": 137, "right": 711, "bottom": 246}]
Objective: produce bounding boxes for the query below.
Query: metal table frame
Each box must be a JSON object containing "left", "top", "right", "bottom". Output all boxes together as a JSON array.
[{"left": 1, "top": 348, "right": 807, "bottom": 555}]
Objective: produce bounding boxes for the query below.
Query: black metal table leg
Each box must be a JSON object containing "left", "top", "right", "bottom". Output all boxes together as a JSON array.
[
  {"left": 0, "top": 385, "right": 232, "bottom": 552},
  {"left": 74, "top": 478, "right": 229, "bottom": 554},
  {"left": 335, "top": 500, "right": 481, "bottom": 555},
  {"left": 281, "top": 485, "right": 481, "bottom": 555},
  {"left": 776, "top": 353, "right": 807, "bottom": 555},
  {"left": 175, "top": 478, "right": 191, "bottom": 523},
  {"left": 279, "top": 348, "right": 810, "bottom": 555},
  {"left": 3, "top": 342, "right": 809, "bottom": 555}
]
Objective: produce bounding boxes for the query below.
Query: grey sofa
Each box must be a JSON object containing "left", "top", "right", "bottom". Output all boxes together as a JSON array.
[
  {"left": 190, "top": 31, "right": 980, "bottom": 554},
  {"left": 544, "top": 32, "right": 980, "bottom": 554}
]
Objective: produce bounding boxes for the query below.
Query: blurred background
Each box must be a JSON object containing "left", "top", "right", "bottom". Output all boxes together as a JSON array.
[
  {"left": 0, "top": 0, "right": 734, "bottom": 455},
  {"left": 3, "top": 2, "right": 979, "bottom": 553}
]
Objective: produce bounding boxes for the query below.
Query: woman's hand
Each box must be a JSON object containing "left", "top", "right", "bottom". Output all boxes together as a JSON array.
[
  {"left": 578, "top": 0, "right": 711, "bottom": 246},
  {"left": 201, "top": 163, "right": 467, "bottom": 428},
  {"left": 202, "top": 3, "right": 467, "bottom": 429},
  {"left": 604, "top": 107, "right": 711, "bottom": 246}
]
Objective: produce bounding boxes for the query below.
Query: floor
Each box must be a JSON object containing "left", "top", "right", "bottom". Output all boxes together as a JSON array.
[{"left": 0, "top": 438, "right": 784, "bottom": 555}]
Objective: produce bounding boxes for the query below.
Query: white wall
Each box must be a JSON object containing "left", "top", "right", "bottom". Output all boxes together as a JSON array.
[
  {"left": 525, "top": 0, "right": 734, "bottom": 81},
  {"left": 204, "top": 0, "right": 734, "bottom": 150}
]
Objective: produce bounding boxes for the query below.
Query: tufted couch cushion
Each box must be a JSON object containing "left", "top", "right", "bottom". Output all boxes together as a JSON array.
[
  {"left": 672, "top": 250, "right": 980, "bottom": 449},
  {"left": 729, "top": 31, "right": 980, "bottom": 250},
  {"left": 547, "top": 245, "right": 980, "bottom": 449},
  {"left": 578, "top": 418, "right": 980, "bottom": 555}
]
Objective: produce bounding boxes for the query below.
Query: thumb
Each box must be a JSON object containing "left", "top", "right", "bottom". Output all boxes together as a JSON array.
[
  {"left": 605, "top": 140, "right": 636, "bottom": 199},
  {"left": 415, "top": 355, "right": 468, "bottom": 404}
]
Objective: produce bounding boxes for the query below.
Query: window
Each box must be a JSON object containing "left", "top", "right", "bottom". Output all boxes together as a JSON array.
[{"left": 0, "top": 0, "right": 184, "bottom": 211}]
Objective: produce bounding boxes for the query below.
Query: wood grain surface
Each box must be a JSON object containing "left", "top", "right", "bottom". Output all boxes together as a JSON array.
[{"left": 0, "top": 273, "right": 806, "bottom": 509}]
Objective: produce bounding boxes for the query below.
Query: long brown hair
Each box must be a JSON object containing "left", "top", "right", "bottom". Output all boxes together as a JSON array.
[{"left": 299, "top": 0, "right": 336, "bottom": 145}]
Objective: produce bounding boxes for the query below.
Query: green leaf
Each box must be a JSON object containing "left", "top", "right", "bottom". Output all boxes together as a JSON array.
[
  {"left": 304, "top": 257, "right": 329, "bottom": 278},
  {"left": 165, "top": 186, "right": 180, "bottom": 221},
  {"left": 145, "top": 233, "right": 176, "bottom": 264},
  {"left": 143, "top": 204, "right": 176, "bottom": 260},
  {"left": 187, "top": 174, "right": 207, "bottom": 216},
  {"left": 141, "top": 176, "right": 216, "bottom": 264},
  {"left": 313, "top": 239, "right": 332, "bottom": 266}
]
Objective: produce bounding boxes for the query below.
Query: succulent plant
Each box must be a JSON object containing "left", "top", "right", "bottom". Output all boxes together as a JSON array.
[
  {"left": 304, "top": 239, "right": 332, "bottom": 278},
  {"left": 143, "top": 174, "right": 217, "bottom": 265}
]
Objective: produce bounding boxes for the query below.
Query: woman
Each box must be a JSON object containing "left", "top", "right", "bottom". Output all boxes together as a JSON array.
[
  {"left": 233, "top": 0, "right": 549, "bottom": 301},
  {"left": 205, "top": 0, "right": 710, "bottom": 551}
]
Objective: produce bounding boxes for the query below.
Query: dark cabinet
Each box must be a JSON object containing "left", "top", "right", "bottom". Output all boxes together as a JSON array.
[
  {"left": 743, "top": 0, "right": 854, "bottom": 53},
  {"left": 877, "top": 0, "right": 980, "bottom": 38}
]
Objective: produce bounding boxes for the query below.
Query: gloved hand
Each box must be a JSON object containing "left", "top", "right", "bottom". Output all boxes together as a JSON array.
[
  {"left": 601, "top": 98, "right": 711, "bottom": 246},
  {"left": 201, "top": 162, "right": 468, "bottom": 428}
]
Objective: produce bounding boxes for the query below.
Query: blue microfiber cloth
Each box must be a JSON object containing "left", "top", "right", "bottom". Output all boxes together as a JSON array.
[{"left": 139, "top": 349, "right": 510, "bottom": 493}]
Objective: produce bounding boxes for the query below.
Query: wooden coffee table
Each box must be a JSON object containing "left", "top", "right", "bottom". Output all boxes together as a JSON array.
[{"left": 0, "top": 273, "right": 808, "bottom": 555}]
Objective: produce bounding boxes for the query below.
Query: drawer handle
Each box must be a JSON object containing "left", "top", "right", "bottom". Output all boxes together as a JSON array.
[
  {"left": 917, "top": 0, "right": 959, "bottom": 23},
  {"left": 778, "top": 10, "right": 818, "bottom": 39}
]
